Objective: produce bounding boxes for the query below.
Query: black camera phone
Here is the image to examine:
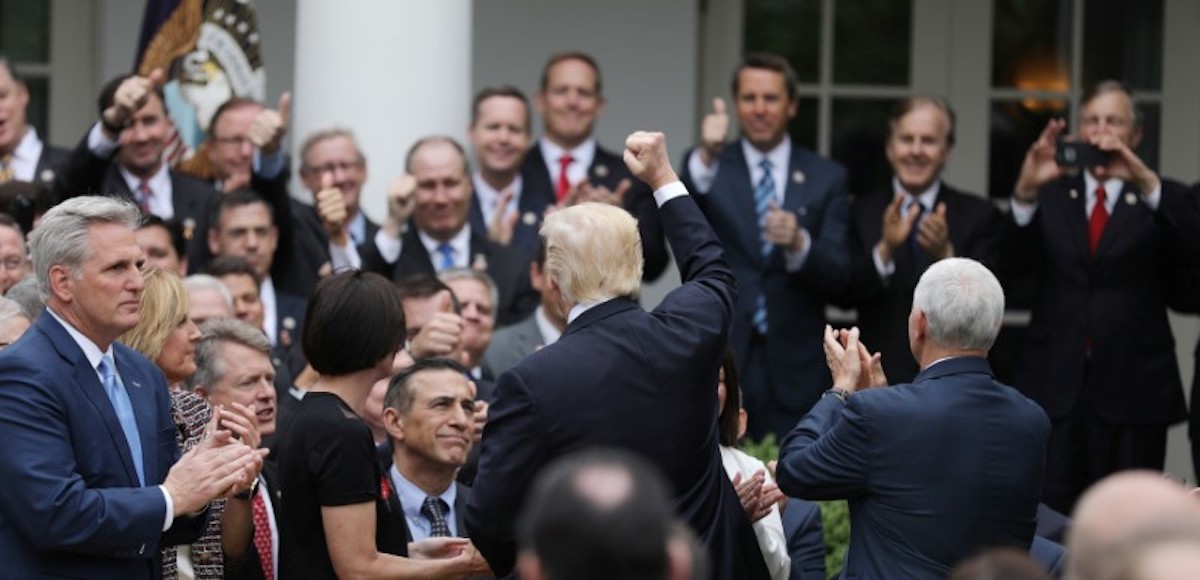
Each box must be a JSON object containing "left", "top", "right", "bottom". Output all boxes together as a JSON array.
[{"left": 1056, "top": 138, "right": 1111, "bottom": 170}]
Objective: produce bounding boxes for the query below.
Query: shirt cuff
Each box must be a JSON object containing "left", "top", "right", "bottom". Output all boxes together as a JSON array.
[
  {"left": 374, "top": 229, "right": 403, "bottom": 264},
  {"left": 686, "top": 149, "right": 718, "bottom": 195},
  {"left": 653, "top": 181, "right": 689, "bottom": 207},
  {"left": 784, "top": 229, "right": 813, "bottom": 273},
  {"left": 872, "top": 244, "right": 895, "bottom": 282},
  {"left": 1142, "top": 183, "right": 1162, "bottom": 210},
  {"left": 87, "top": 122, "right": 119, "bottom": 158},
  {"left": 159, "top": 485, "right": 175, "bottom": 532},
  {"left": 1010, "top": 198, "right": 1038, "bottom": 226},
  {"left": 253, "top": 149, "right": 286, "bottom": 179},
  {"left": 329, "top": 237, "right": 362, "bottom": 270}
]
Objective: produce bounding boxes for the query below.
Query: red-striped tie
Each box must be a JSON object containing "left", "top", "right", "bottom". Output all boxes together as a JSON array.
[
  {"left": 252, "top": 490, "right": 274, "bottom": 580},
  {"left": 1088, "top": 186, "right": 1109, "bottom": 256}
]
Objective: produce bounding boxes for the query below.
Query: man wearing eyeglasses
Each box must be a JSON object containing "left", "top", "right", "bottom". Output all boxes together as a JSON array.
[{"left": 0, "top": 215, "right": 28, "bottom": 295}]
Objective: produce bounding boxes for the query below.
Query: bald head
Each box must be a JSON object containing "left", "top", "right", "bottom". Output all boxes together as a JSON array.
[{"left": 1067, "top": 471, "right": 1200, "bottom": 580}]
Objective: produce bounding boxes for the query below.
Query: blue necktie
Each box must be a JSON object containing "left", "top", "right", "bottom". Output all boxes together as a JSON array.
[
  {"left": 99, "top": 354, "right": 145, "bottom": 486},
  {"left": 436, "top": 243, "right": 455, "bottom": 271},
  {"left": 906, "top": 199, "right": 926, "bottom": 257},
  {"left": 752, "top": 159, "right": 775, "bottom": 334}
]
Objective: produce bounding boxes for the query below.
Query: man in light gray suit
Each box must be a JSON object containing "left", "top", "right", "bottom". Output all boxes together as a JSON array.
[{"left": 481, "top": 247, "right": 566, "bottom": 378}]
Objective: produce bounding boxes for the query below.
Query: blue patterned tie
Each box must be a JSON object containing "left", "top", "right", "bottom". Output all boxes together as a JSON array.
[
  {"left": 436, "top": 243, "right": 455, "bottom": 271},
  {"left": 906, "top": 198, "right": 925, "bottom": 257},
  {"left": 752, "top": 159, "right": 775, "bottom": 334},
  {"left": 421, "top": 496, "right": 452, "bottom": 537},
  {"left": 99, "top": 354, "right": 145, "bottom": 486}
]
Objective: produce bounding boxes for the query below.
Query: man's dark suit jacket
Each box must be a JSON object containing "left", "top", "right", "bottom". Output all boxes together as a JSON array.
[
  {"left": 0, "top": 313, "right": 207, "bottom": 579},
  {"left": 466, "top": 193, "right": 770, "bottom": 580},
  {"left": 1001, "top": 176, "right": 1195, "bottom": 425},
  {"left": 522, "top": 143, "right": 669, "bottom": 281},
  {"left": 468, "top": 164, "right": 555, "bottom": 262},
  {"left": 360, "top": 226, "right": 538, "bottom": 327},
  {"left": 777, "top": 357, "right": 1051, "bottom": 580},
  {"left": 681, "top": 142, "right": 850, "bottom": 421},
  {"left": 56, "top": 136, "right": 217, "bottom": 267},
  {"left": 224, "top": 462, "right": 281, "bottom": 580},
  {"left": 780, "top": 498, "right": 826, "bottom": 580},
  {"left": 28, "top": 144, "right": 70, "bottom": 189},
  {"left": 840, "top": 183, "right": 1004, "bottom": 383}
]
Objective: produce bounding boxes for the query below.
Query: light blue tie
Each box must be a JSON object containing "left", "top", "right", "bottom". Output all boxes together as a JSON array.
[
  {"left": 436, "top": 243, "right": 455, "bottom": 271},
  {"left": 752, "top": 159, "right": 775, "bottom": 334},
  {"left": 98, "top": 354, "right": 145, "bottom": 486}
]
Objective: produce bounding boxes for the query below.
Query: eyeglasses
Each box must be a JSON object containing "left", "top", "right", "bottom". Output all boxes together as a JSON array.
[
  {"left": 302, "top": 161, "right": 363, "bottom": 176},
  {"left": 213, "top": 136, "right": 253, "bottom": 148}
]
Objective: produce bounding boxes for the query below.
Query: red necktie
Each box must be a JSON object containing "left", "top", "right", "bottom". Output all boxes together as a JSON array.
[
  {"left": 136, "top": 181, "right": 152, "bottom": 215},
  {"left": 252, "top": 489, "right": 274, "bottom": 580},
  {"left": 1088, "top": 186, "right": 1109, "bottom": 256},
  {"left": 555, "top": 154, "right": 574, "bottom": 201}
]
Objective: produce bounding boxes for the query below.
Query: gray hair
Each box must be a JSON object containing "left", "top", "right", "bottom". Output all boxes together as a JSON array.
[
  {"left": 0, "top": 296, "right": 28, "bottom": 326},
  {"left": 5, "top": 274, "right": 44, "bottom": 320},
  {"left": 186, "top": 317, "right": 271, "bottom": 392},
  {"left": 183, "top": 274, "right": 234, "bottom": 311},
  {"left": 438, "top": 267, "right": 499, "bottom": 313},
  {"left": 29, "top": 196, "right": 140, "bottom": 302},
  {"left": 912, "top": 258, "right": 1004, "bottom": 351}
]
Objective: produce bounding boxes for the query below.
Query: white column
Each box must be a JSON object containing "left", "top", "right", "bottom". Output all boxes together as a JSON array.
[{"left": 291, "top": 0, "right": 472, "bottom": 220}]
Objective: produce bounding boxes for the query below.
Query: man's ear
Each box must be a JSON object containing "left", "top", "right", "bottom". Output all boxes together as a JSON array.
[
  {"left": 516, "top": 551, "right": 545, "bottom": 580},
  {"left": 207, "top": 227, "right": 220, "bottom": 255},
  {"left": 382, "top": 407, "right": 405, "bottom": 442},
  {"left": 47, "top": 264, "right": 74, "bottom": 303}
]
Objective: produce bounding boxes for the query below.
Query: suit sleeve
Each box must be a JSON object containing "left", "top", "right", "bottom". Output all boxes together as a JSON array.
[
  {"left": 464, "top": 368, "right": 548, "bottom": 576},
  {"left": 53, "top": 131, "right": 116, "bottom": 203},
  {"left": 0, "top": 363, "right": 171, "bottom": 557},
  {"left": 783, "top": 500, "right": 827, "bottom": 580},
  {"left": 776, "top": 395, "right": 869, "bottom": 501},
  {"left": 626, "top": 181, "right": 670, "bottom": 281},
  {"left": 657, "top": 193, "right": 737, "bottom": 321}
]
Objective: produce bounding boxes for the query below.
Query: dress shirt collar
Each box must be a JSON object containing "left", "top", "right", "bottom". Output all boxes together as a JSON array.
[
  {"left": 472, "top": 171, "right": 523, "bottom": 226},
  {"left": 1083, "top": 171, "right": 1122, "bottom": 215},
  {"left": 389, "top": 464, "right": 457, "bottom": 540},
  {"left": 741, "top": 136, "right": 791, "bottom": 203},
  {"left": 534, "top": 305, "right": 563, "bottom": 346},
  {"left": 47, "top": 306, "right": 112, "bottom": 378},
  {"left": 567, "top": 298, "right": 608, "bottom": 325},
  {"left": 418, "top": 225, "right": 472, "bottom": 272},
  {"left": 346, "top": 211, "right": 367, "bottom": 247},
  {"left": 118, "top": 162, "right": 174, "bottom": 219},
  {"left": 9, "top": 127, "right": 44, "bottom": 182},
  {"left": 540, "top": 136, "right": 596, "bottom": 187},
  {"left": 893, "top": 177, "right": 941, "bottom": 214}
]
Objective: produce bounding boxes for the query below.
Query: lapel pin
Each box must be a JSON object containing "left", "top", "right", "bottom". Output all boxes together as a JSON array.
[
  {"left": 522, "top": 211, "right": 538, "bottom": 226},
  {"left": 593, "top": 165, "right": 609, "bottom": 179},
  {"left": 318, "top": 261, "right": 333, "bottom": 278},
  {"left": 797, "top": 206, "right": 808, "bottom": 216},
  {"left": 40, "top": 169, "right": 56, "bottom": 183},
  {"left": 1124, "top": 192, "right": 1137, "bottom": 206},
  {"left": 472, "top": 253, "right": 488, "bottom": 271},
  {"left": 792, "top": 171, "right": 805, "bottom": 185},
  {"left": 282, "top": 316, "right": 296, "bottom": 330},
  {"left": 1069, "top": 189, "right": 1079, "bottom": 200},
  {"left": 131, "top": 381, "right": 142, "bottom": 389},
  {"left": 182, "top": 218, "right": 196, "bottom": 240}
]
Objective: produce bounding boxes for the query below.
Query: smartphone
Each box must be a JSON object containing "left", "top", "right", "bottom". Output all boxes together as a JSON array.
[{"left": 1056, "top": 139, "right": 1111, "bottom": 170}]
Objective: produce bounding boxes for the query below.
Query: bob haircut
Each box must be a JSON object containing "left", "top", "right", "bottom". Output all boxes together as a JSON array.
[{"left": 302, "top": 270, "right": 405, "bottom": 376}]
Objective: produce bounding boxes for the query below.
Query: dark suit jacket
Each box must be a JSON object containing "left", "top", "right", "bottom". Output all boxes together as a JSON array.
[
  {"left": 780, "top": 498, "right": 826, "bottom": 580},
  {"left": 777, "top": 357, "right": 1050, "bottom": 580},
  {"left": 361, "top": 226, "right": 538, "bottom": 327},
  {"left": 522, "top": 143, "right": 669, "bottom": 281},
  {"left": 466, "top": 194, "right": 770, "bottom": 580},
  {"left": 0, "top": 313, "right": 207, "bottom": 579},
  {"left": 840, "top": 183, "right": 1004, "bottom": 383},
  {"left": 681, "top": 142, "right": 850, "bottom": 413},
  {"left": 29, "top": 144, "right": 70, "bottom": 189},
  {"left": 1000, "top": 176, "right": 1194, "bottom": 423},
  {"left": 56, "top": 135, "right": 217, "bottom": 267},
  {"left": 468, "top": 165, "right": 556, "bottom": 261},
  {"left": 224, "top": 462, "right": 282, "bottom": 580},
  {"left": 480, "top": 312, "right": 546, "bottom": 379}
]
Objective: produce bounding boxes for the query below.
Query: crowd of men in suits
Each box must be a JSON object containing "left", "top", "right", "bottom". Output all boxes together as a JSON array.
[{"left": 3, "top": 44, "right": 1200, "bottom": 580}]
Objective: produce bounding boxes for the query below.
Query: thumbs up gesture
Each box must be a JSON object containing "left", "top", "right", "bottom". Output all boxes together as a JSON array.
[
  {"left": 102, "top": 68, "right": 164, "bottom": 135},
  {"left": 249, "top": 92, "right": 291, "bottom": 153},
  {"left": 700, "top": 97, "right": 730, "bottom": 166},
  {"left": 315, "top": 173, "right": 349, "bottom": 244}
]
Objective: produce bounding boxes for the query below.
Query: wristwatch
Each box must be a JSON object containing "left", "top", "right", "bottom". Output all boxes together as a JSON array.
[{"left": 233, "top": 476, "right": 261, "bottom": 501}]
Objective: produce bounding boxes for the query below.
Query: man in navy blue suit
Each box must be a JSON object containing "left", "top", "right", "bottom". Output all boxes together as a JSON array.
[
  {"left": 0, "top": 196, "right": 263, "bottom": 578},
  {"left": 777, "top": 258, "right": 1050, "bottom": 579},
  {"left": 681, "top": 52, "right": 850, "bottom": 440},
  {"left": 467, "top": 131, "right": 770, "bottom": 580}
]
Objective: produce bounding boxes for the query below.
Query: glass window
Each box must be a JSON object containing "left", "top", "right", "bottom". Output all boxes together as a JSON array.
[
  {"left": 1082, "top": 0, "right": 1163, "bottom": 91},
  {"left": 788, "top": 97, "right": 819, "bottom": 153},
  {"left": 832, "top": 98, "right": 899, "bottom": 196},
  {"left": 833, "top": 0, "right": 911, "bottom": 86},
  {"left": 992, "top": 0, "right": 1073, "bottom": 91},
  {"left": 0, "top": 0, "right": 50, "bottom": 62},
  {"left": 744, "top": 0, "right": 821, "bottom": 84},
  {"left": 989, "top": 100, "right": 1070, "bottom": 198},
  {"left": 22, "top": 76, "right": 48, "bottom": 140}
]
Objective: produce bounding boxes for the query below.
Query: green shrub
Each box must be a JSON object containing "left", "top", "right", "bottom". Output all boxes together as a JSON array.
[{"left": 741, "top": 434, "right": 850, "bottom": 578}]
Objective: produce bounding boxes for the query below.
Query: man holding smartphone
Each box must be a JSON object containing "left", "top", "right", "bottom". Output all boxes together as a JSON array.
[{"left": 1004, "top": 80, "right": 1198, "bottom": 514}]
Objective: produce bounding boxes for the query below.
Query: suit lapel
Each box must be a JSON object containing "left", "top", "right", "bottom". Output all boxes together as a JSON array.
[
  {"left": 103, "top": 164, "right": 138, "bottom": 205},
  {"left": 1092, "top": 181, "right": 1139, "bottom": 261},
  {"left": 1060, "top": 176, "right": 1090, "bottom": 263}
]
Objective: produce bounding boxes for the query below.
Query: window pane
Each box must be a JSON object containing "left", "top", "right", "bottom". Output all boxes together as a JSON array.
[
  {"left": 1132, "top": 102, "right": 1160, "bottom": 174},
  {"left": 744, "top": 0, "right": 821, "bottom": 84},
  {"left": 1082, "top": 0, "right": 1163, "bottom": 91},
  {"left": 23, "top": 76, "right": 48, "bottom": 139},
  {"left": 787, "top": 97, "right": 819, "bottom": 152},
  {"left": 0, "top": 0, "right": 50, "bottom": 62},
  {"left": 992, "top": 0, "right": 1073, "bottom": 91},
  {"left": 831, "top": 98, "right": 899, "bottom": 196},
  {"left": 989, "top": 100, "right": 1070, "bottom": 198},
  {"left": 833, "top": 0, "right": 911, "bottom": 86}
]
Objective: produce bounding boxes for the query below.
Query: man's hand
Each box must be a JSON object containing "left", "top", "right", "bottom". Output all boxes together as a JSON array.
[
  {"left": 248, "top": 92, "right": 291, "bottom": 154},
  {"left": 1014, "top": 119, "right": 1068, "bottom": 202},
  {"left": 624, "top": 131, "right": 678, "bottom": 191},
  {"left": 162, "top": 420, "right": 267, "bottom": 515},
  {"left": 915, "top": 202, "right": 953, "bottom": 259},
  {"left": 409, "top": 312, "right": 464, "bottom": 360},
  {"left": 732, "top": 470, "right": 770, "bottom": 522},
  {"left": 876, "top": 192, "right": 920, "bottom": 264},
  {"left": 383, "top": 174, "right": 417, "bottom": 237},
  {"left": 1092, "top": 133, "right": 1160, "bottom": 194},
  {"left": 315, "top": 173, "right": 349, "bottom": 244},
  {"left": 764, "top": 201, "right": 804, "bottom": 252},
  {"left": 823, "top": 325, "right": 863, "bottom": 392},
  {"left": 409, "top": 536, "right": 470, "bottom": 559},
  {"left": 471, "top": 400, "right": 488, "bottom": 443},
  {"left": 487, "top": 189, "right": 518, "bottom": 246},
  {"left": 101, "top": 68, "right": 164, "bottom": 136},
  {"left": 219, "top": 402, "right": 263, "bottom": 451},
  {"left": 575, "top": 179, "right": 631, "bottom": 207},
  {"left": 700, "top": 98, "right": 730, "bottom": 166}
]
